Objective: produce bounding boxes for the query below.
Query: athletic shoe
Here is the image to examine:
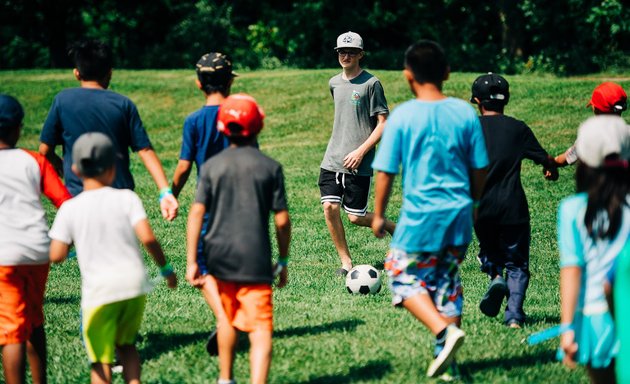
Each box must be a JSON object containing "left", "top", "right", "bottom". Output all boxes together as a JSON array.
[
  {"left": 479, "top": 276, "right": 507, "bottom": 317},
  {"left": 438, "top": 360, "right": 461, "bottom": 382},
  {"left": 335, "top": 267, "right": 349, "bottom": 277},
  {"left": 206, "top": 328, "right": 218, "bottom": 356},
  {"left": 506, "top": 319, "right": 523, "bottom": 329},
  {"left": 427, "top": 325, "right": 465, "bottom": 378}
]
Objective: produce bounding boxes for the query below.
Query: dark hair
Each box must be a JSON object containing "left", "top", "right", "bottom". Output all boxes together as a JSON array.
[
  {"left": 576, "top": 158, "right": 630, "bottom": 239},
  {"left": 404, "top": 40, "right": 448, "bottom": 87},
  {"left": 0, "top": 125, "right": 19, "bottom": 146},
  {"left": 481, "top": 100, "right": 505, "bottom": 113},
  {"left": 197, "top": 73, "right": 231, "bottom": 96},
  {"left": 69, "top": 40, "right": 113, "bottom": 81}
]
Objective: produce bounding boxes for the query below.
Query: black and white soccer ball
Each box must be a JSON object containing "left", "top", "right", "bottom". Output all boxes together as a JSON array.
[{"left": 345, "top": 264, "right": 382, "bottom": 294}]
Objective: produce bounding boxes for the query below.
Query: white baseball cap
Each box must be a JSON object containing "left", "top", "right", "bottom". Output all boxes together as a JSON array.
[
  {"left": 575, "top": 115, "right": 630, "bottom": 168},
  {"left": 335, "top": 31, "right": 363, "bottom": 50}
]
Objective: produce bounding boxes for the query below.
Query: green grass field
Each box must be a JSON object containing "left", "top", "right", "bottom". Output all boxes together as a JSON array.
[{"left": 2, "top": 68, "right": 626, "bottom": 383}]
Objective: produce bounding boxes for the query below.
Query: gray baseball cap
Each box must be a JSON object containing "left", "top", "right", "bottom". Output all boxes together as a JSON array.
[
  {"left": 72, "top": 132, "right": 116, "bottom": 177},
  {"left": 335, "top": 31, "right": 363, "bottom": 50}
]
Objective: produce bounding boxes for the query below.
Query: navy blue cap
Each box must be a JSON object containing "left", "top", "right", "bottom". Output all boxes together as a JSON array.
[{"left": 0, "top": 94, "right": 24, "bottom": 129}]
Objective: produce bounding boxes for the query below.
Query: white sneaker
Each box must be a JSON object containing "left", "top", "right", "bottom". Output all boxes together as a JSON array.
[{"left": 427, "top": 325, "right": 465, "bottom": 378}]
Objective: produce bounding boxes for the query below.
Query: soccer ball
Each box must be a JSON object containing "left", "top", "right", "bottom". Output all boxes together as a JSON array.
[{"left": 345, "top": 264, "right": 382, "bottom": 294}]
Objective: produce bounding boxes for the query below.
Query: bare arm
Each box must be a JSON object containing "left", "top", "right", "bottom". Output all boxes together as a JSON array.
[
  {"left": 49, "top": 239, "right": 70, "bottom": 263},
  {"left": 186, "top": 202, "right": 206, "bottom": 287},
  {"left": 134, "top": 218, "right": 176, "bottom": 288},
  {"left": 137, "top": 148, "right": 179, "bottom": 221},
  {"left": 372, "top": 171, "right": 395, "bottom": 238},
  {"left": 39, "top": 142, "right": 64, "bottom": 177},
  {"left": 343, "top": 113, "right": 388, "bottom": 171},
  {"left": 560, "top": 266, "right": 581, "bottom": 368},
  {"left": 273, "top": 210, "right": 291, "bottom": 288},
  {"left": 171, "top": 159, "right": 193, "bottom": 198}
]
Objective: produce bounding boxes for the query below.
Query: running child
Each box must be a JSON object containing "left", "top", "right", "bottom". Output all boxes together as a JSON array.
[
  {"left": 0, "top": 94, "right": 71, "bottom": 384},
  {"left": 49, "top": 132, "right": 177, "bottom": 384},
  {"left": 371, "top": 40, "right": 488, "bottom": 378},
  {"left": 470, "top": 73, "right": 558, "bottom": 328},
  {"left": 558, "top": 115, "right": 630, "bottom": 384},
  {"left": 186, "top": 94, "right": 291, "bottom": 384}
]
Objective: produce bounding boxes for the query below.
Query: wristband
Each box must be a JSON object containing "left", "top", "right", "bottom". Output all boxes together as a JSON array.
[
  {"left": 159, "top": 187, "right": 173, "bottom": 202},
  {"left": 160, "top": 262, "right": 174, "bottom": 277},
  {"left": 472, "top": 200, "right": 480, "bottom": 209},
  {"left": 278, "top": 257, "right": 289, "bottom": 267}
]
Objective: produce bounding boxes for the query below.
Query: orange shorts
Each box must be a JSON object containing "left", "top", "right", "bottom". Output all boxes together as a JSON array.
[
  {"left": 217, "top": 280, "right": 273, "bottom": 332},
  {"left": 0, "top": 264, "right": 49, "bottom": 345}
]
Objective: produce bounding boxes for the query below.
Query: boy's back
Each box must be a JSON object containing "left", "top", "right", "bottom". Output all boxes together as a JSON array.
[
  {"left": 195, "top": 146, "right": 286, "bottom": 283},
  {"left": 181, "top": 105, "right": 227, "bottom": 174},
  {"left": 478, "top": 114, "right": 550, "bottom": 224},
  {"left": 40, "top": 88, "right": 151, "bottom": 195}
]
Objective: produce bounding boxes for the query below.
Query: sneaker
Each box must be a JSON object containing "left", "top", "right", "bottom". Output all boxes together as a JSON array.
[
  {"left": 335, "top": 268, "right": 349, "bottom": 277},
  {"left": 506, "top": 319, "right": 523, "bottom": 329},
  {"left": 427, "top": 325, "right": 465, "bottom": 378},
  {"left": 479, "top": 276, "right": 507, "bottom": 317},
  {"left": 206, "top": 328, "right": 218, "bottom": 356},
  {"left": 111, "top": 363, "right": 123, "bottom": 374},
  {"left": 438, "top": 360, "right": 461, "bottom": 382}
]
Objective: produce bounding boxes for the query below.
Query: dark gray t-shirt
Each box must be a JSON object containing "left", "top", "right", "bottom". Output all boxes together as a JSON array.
[
  {"left": 195, "top": 146, "right": 288, "bottom": 284},
  {"left": 321, "top": 70, "right": 389, "bottom": 176}
]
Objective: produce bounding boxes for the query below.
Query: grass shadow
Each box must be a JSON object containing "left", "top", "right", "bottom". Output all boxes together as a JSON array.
[
  {"left": 275, "top": 318, "right": 365, "bottom": 338},
  {"left": 45, "top": 296, "right": 80, "bottom": 305},
  {"left": 292, "top": 360, "right": 392, "bottom": 384},
  {"left": 525, "top": 314, "right": 561, "bottom": 326},
  {"left": 458, "top": 349, "right": 556, "bottom": 382}
]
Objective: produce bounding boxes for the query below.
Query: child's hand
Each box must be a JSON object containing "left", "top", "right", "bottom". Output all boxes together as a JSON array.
[
  {"left": 560, "top": 330, "right": 578, "bottom": 369},
  {"left": 274, "top": 264, "right": 288, "bottom": 288},
  {"left": 186, "top": 263, "right": 204, "bottom": 288},
  {"left": 165, "top": 273, "right": 177, "bottom": 289},
  {"left": 160, "top": 194, "right": 179, "bottom": 221},
  {"left": 371, "top": 216, "right": 386, "bottom": 238},
  {"left": 543, "top": 167, "right": 559, "bottom": 181}
]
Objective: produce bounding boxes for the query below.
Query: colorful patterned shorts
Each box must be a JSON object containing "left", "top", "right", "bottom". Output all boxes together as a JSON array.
[{"left": 385, "top": 246, "right": 467, "bottom": 318}]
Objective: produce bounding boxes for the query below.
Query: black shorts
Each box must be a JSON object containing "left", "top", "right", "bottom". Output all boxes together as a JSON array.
[{"left": 318, "top": 168, "right": 371, "bottom": 216}]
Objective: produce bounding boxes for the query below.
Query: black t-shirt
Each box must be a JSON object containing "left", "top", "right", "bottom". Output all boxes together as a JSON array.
[
  {"left": 195, "top": 146, "right": 288, "bottom": 283},
  {"left": 478, "top": 115, "right": 551, "bottom": 224}
]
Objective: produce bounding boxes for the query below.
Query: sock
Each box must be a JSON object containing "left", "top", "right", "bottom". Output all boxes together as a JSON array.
[{"left": 434, "top": 327, "right": 448, "bottom": 357}]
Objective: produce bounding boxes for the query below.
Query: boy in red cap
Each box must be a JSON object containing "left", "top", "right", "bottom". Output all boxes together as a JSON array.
[
  {"left": 0, "top": 94, "right": 71, "bottom": 384},
  {"left": 552, "top": 82, "right": 627, "bottom": 168},
  {"left": 186, "top": 94, "right": 291, "bottom": 384}
]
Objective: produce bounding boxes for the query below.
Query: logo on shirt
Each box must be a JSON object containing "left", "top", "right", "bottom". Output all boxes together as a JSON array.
[{"left": 350, "top": 90, "right": 360, "bottom": 105}]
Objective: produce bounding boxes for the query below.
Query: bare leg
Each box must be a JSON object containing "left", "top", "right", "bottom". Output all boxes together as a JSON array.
[
  {"left": 218, "top": 323, "right": 238, "bottom": 382},
  {"left": 402, "top": 293, "right": 452, "bottom": 335},
  {"left": 201, "top": 276, "right": 228, "bottom": 325},
  {"left": 2, "top": 343, "right": 26, "bottom": 384},
  {"left": 91, "top": 363, "right": 112, "bottom": 384},
  {"left": 348, "top": 212, "right": 396, "bottom": 235},
  {"left": 248, "top": 330, "right": 272, "bottom": 384},
  {"left": 322, "top": 202, "right": 352, "bottom": 270},
  {"left": 116, "top": 345, "right": 140, "bottom": 384},
  {"left": 26, "top": 325, "right": 46, "bottom": 384}
]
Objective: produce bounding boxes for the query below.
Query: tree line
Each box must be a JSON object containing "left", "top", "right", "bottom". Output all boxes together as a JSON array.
[{"left": 1, "top": 0, "right": 629, "bottom": 75}]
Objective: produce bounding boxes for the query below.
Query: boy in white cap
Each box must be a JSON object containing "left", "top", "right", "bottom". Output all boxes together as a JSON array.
[{"left": 319, "top": 31, "right": 395, "bottom": 275}]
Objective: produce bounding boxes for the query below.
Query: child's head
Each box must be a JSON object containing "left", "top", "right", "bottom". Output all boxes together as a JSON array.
[
  {"left": 72, "top": 132, "right": 116, "bottom": 183},
  {"left": 0, "top": 94, "right": 24, "bottom": 147},
  {"left": 69, "top": 40, "right": 113, "bottom": 87},
  {"left": 335, "top": 31, "right": 364, "bottom": 69},
  {"left": 470, "top": 73, "right": 509, "bottom": 113},
  {"left": 588, "top": 82, "right": 627, "bottom": 115},
  {"left": 217, "top": 94, "right": 265, "bottom": 145},
  {"left": 575, "top": 115, "right": 630, "bottom": 239},
  {"left": 404, "top": 40, "right": 449, "bottom": 89},
  {"left": 196, "top": 52, "right": 237, "bottom": 96}
]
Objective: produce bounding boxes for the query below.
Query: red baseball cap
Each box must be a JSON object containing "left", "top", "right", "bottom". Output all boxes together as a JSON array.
[
  {"left": 218, "top": 94, "right": 265, "bottom": 138},
  {"left": 587, "top": 82, "right": 627, "bottom": 114}
]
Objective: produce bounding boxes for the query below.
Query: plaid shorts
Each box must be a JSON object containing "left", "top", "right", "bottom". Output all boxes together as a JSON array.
[{"left": 385, "top": 246, "right": 467, "bottom": 318}]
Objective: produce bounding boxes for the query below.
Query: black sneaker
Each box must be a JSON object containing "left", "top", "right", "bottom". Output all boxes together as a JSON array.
[
  {"left": 206, "top": 328, "right": 218, "bottom": 356},
  {"left": 479, "top": 276, "right": 507, "bottom": 317},
  {"left": 335, "top": 268, "right": 349, "bottom": 277}
]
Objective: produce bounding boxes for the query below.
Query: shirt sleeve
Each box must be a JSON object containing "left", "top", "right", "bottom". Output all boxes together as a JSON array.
[
  {"left": 40, "top": 96, "right": 63, "bottom": 145},
  {"left": 49, "top": 204, "right": 73, "bottom": 245},
  {"left": 271, "top": 165, "right": 288, "bottom": 212},
  {"left": 126, "top": 191, "right": 148, "bottom": 227},
  {"left": 565, "top": 144, "right": 579, "bottom": 165},
  {"left": 24, "top": 150, "right": 71, "bottom": 208},
  {"left": 372, "top": 111, "right": 402, "bottom": 174},
  {"left": 126, "top": 101, "right": 152, "bottom": 152},
  {"left": 179, "top": 117, "right": 196, "bottom": 161},
  {"left": 558, "top": 197, "right": 585, "bottom": 268},
  {"left": 521, "top": 123, "right": 551, "bottom": 165},
  {"left": 369, "top": 80, "right": 389, "bottom": 116},
  {"left": 468, "top": 115, "right": 489, "bottom": 169}
]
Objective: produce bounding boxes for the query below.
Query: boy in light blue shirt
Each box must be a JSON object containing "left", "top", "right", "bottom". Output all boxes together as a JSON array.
[{"left": 372, "top": 40, "right": 488, "bottom": 379}]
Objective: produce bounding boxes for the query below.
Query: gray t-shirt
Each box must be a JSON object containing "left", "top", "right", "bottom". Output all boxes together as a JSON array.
[
  {"left": 195, "top": 146, "right": 288, "bottom": 284},
  {"left": 321, "top": 70, "right": 389, "bottom": 176}
]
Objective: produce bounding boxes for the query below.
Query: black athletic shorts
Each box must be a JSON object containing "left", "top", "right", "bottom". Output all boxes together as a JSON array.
[{"left": 318, "top": 168, "right": 371, "bottom": 216}]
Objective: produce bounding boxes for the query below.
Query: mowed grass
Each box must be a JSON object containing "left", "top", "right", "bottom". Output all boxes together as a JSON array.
[{"left": 2, "top": 68, "right": 627, "bottom": 383}]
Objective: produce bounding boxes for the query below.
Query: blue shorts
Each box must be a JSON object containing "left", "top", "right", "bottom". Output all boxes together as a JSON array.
[{"left": 385, "top": 246, "right": 467, "bottom": 318}]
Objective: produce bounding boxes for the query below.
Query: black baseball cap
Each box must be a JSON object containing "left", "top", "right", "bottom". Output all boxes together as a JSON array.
[
  {"left": 471, "top": 73, "right": 510, "bottom": 105},
  {"left": 72, "top": 132, "right": 116, "bottom": 177},
  {"left": 0, "top": 94, "right": 24, "bottom": 130},
  {"left": 196, "top": 52, "right": 238, "bottom": 83}
]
